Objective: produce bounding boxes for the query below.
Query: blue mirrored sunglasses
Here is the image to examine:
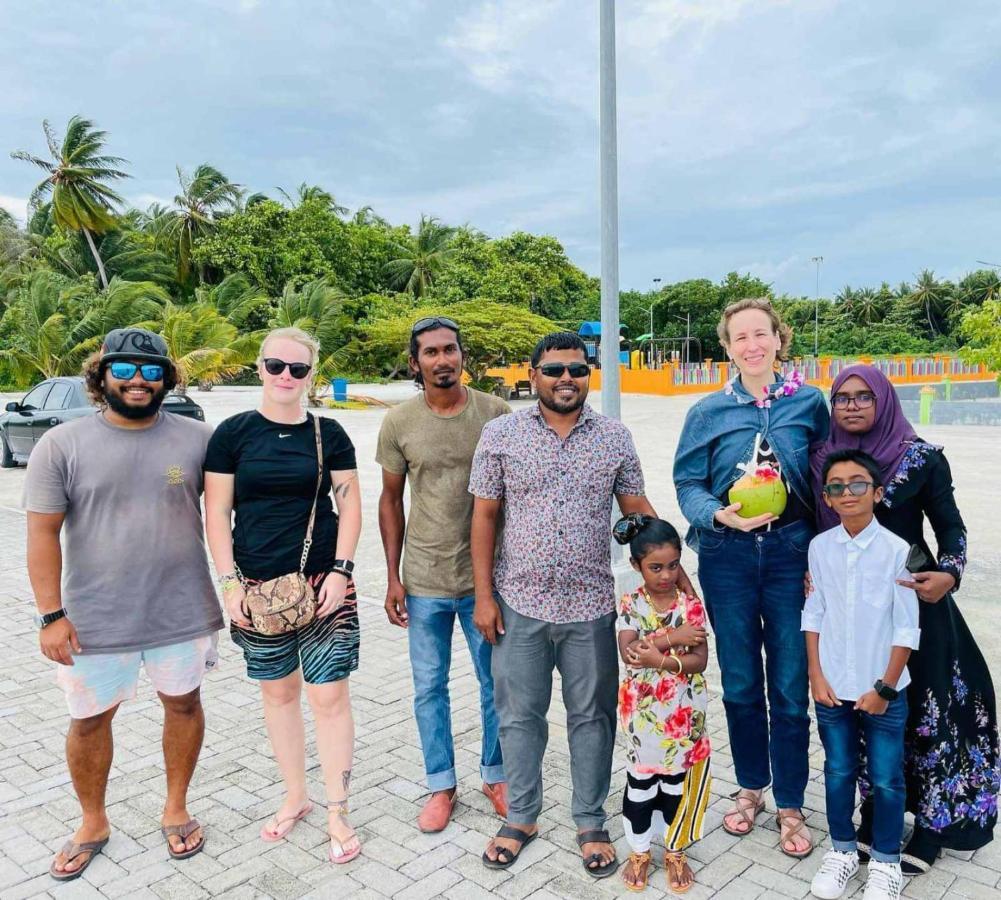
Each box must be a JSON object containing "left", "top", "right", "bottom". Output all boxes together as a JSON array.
[{"left": 107, "top": 361, "right": 165, "bottom": 382}]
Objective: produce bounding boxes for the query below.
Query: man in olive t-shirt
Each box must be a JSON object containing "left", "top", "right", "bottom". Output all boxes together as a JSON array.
[
  {"left": 23, "top": 329, "right": 221, "bottom": 880},
  {"left": 377, "top": 316, "right": 510, "bottom": 833}
]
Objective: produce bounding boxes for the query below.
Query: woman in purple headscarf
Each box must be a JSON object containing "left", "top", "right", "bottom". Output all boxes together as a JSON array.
[{"left": 810, "top": 365, "right": 998, "bottom": 875}]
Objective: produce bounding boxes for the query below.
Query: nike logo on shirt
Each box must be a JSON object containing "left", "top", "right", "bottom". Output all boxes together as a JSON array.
[{"left": 279, "top": 433, "right": 292, "bottom": 438}]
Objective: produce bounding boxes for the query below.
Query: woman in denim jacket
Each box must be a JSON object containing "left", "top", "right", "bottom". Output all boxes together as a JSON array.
[{"left": 673, "top": 297, "right": 829, "bottom": 858}]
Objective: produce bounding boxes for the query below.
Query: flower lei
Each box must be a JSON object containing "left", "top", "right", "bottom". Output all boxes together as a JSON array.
[{"left": 724, "top": 369, "right": 805, "bottom": 408}]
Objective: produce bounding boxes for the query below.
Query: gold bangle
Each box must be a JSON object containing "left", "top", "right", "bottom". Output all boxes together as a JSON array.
[
  {"left": 660, "top": 651, "right": 667, "bottom": 671},
  {"left": 670, "top": 652, "right": 684, "bottom": 675}
]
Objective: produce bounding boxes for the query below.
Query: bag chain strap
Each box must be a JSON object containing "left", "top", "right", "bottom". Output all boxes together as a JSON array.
[{"left": 298, "top": 415, "right": 324, "bottom": 575}]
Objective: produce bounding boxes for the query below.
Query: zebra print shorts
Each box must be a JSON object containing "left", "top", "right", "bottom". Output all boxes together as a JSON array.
[{"left": 231, "top": 575, "right": 359, "bottom": 684}]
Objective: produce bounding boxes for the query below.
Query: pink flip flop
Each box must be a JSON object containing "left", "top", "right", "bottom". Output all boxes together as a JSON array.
[{"left": 260, "top": 801, "right": 313, "bottom": 842}]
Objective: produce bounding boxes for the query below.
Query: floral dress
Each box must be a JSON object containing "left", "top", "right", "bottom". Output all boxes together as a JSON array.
[
  {"left": 616, "top": 587, "right": 711, "bottom": 776},
  {"left": 865, "top": 442, "right": 999, "bottom": 851}
]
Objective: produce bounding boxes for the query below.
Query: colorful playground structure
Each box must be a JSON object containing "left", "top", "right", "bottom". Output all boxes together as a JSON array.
[{"left": 486, "top": 354, "right": 996, "bottom": 398}]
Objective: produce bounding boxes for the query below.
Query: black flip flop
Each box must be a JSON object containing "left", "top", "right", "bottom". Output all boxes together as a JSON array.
[
  {"left": 482, "top": 824, "right": 538, "bottom": 870},
  {"left": 49, "top": 836, "right": 109, "bottom": 881},
  {"left": 577, "top": 829, "right": 619, "bottom": 879}
]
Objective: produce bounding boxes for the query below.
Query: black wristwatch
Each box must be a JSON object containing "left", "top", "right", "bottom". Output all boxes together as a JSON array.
[
  {"left": 331, "top": 559, "right": 354, "bottom": 578},
  {"left": 34, "top": 609, "right": 67, "bottom": 629},
  {"left": 874, "top": 679, "right": 899, "bottom": 701}
]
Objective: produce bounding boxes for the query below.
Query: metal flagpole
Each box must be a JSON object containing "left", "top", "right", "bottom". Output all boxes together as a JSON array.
[{"left": 599, "top": 0, "right": 620, "bottom": 420}]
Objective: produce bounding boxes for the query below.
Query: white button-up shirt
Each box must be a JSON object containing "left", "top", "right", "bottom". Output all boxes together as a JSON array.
[{"left": 801, "top": 517, "right": 921, "bottom": 701}]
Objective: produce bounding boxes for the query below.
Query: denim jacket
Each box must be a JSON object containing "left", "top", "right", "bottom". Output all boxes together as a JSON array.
[{"left": 673, "top": 377, "right": 830, "bottom": 549}]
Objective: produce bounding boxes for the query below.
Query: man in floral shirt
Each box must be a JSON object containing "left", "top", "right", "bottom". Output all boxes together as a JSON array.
[{"left": 469, "top": 331, "right": 655, "bottom": 878}]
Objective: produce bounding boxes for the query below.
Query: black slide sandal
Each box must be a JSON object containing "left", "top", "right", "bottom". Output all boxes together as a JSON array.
[
  {"left": 577, "top": 829, "right": 619, "bottom": 879},
  {"left": 482, "top": 824, "right": 538, "bottom": 869}
]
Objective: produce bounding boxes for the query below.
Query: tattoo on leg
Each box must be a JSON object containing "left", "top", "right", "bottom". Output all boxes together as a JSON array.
[{"left": 341, "top": 769, "right": 352, "bottom": 794}]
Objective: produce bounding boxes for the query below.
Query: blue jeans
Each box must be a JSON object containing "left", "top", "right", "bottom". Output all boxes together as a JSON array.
[
  {"left": 696, "top": 520, "right": 813, "bottom": 808},
  {"left": 407, "top": 594, "right": 504, "bottom": 791},
  {"left": 816, "top": 693, "right": 908, "bottom": 863}
]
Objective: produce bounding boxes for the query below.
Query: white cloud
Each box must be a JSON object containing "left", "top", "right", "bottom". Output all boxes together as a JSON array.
[{"left": 0, "top": 195, "right": 29, "bottom": 224}]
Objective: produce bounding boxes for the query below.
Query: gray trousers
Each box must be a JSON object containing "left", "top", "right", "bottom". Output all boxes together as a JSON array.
[{"left": 491, "top": 596, "right": 618, "bottom": 830}]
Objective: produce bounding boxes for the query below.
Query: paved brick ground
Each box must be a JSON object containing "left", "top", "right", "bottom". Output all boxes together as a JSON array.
[{"left": 1, "top": 388, "right": 997, "bottom": 898}]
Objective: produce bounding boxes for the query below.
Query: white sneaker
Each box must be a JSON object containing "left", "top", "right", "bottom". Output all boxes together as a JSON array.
[
  {"left": 810, "top": 849, "right": 860, "bottom": 899},
  {"left": 863, "top": 860, "right": 903, "bottom": 900}
]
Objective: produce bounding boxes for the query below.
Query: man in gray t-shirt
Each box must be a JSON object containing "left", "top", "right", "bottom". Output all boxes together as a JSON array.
[{"left": 23, "top": 328, "right": 222, "bottom": 881}]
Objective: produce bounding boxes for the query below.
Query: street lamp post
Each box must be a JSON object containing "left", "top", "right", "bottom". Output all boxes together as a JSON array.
[
  {"left": 811, "top": 255, "right": 824, "bottom": 358},
  {"left": 599, "top": 0, "right": 620, "bottom": 420}
]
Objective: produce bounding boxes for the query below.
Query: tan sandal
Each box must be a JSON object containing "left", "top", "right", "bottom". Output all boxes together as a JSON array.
[
  {"left": 776, "top": 809, "right": 814, "bottom": 859},
  {"left": 665, "top": 850, "right": 694, "bottom": 894},
  {"left": 621, "top": 851, "right": 652, "bottom": 892},
  {"left": 722, "top": 788, "right": 764, "bottom": 836}
]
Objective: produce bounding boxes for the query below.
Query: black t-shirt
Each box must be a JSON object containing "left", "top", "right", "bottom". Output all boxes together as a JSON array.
[{"left": 205, "top": 411, "right": 357, "bottom": 580}]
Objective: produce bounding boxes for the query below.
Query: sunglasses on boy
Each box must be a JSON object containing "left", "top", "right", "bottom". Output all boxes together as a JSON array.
[
  {"left": 262, "top": 358, "right": 312, "bottom": 379},
  {"left": 411, "top": 316, "right": 459, "bottom": 336},
  {"left": 823, "top": 481, "right": 876, "bottom": 497},
  {"left": 831, "top": 390, "right": 876, "bottom": 409},
  {"left": 537, "top": 362, "right": 590, "bottom": 379},
  {"left": 106, "top": 361, "right": 165, "bottom": 382}
]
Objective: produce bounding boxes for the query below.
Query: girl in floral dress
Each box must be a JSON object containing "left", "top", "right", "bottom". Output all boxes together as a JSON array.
[{"left": 613, "top": 515, "right": 712, "bottom": 894}]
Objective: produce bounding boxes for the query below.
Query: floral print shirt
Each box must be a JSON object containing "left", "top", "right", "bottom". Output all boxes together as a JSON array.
[
  {"left": 616, "top": 587, "right": 711, "bottom": 775},
  {"left": 468, "top": 403, "right": 645, "bottom": 623}
]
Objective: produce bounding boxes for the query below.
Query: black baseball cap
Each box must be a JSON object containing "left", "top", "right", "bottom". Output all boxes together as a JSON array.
[{"left": 100, "top": 328, "right": 172, "bottom": 367}]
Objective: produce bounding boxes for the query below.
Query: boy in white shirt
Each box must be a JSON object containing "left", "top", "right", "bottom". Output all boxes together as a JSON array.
[{"left": 803, "top": 449, "right": 920, "bottom": 900}]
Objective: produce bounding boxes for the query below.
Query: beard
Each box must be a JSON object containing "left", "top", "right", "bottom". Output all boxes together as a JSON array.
[
  {"left": 103, "top": 383, "right": 167, "bottom": 420},
  {"left": 430, "top": 371, "right": 458, "bottom": 388},
  {"left": 539, "top": 385, "right": 585, "bottom": 414}
]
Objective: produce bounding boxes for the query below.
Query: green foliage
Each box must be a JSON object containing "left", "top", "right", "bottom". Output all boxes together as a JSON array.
[
  {"left": 960, "top": 300, "right": 1001, "bottom": 380},
  {"left": 358, "top": 300, "right": 556, "bottom": 382},
  {"left": 193, "top": 198, "right": 378, "bottom": 295},
  {"left": 5, "top": 115, "right": 999, "bottom": 384},
  {"left": 0, "top": 271, "right": 166, "bottom": 384},
  {"left": 147, "top": 301, "right": 260, "bottom": 390}
]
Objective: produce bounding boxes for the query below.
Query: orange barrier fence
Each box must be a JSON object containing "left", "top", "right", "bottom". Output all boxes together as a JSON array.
[{"left": 486, "top": 355, "right": 996, "bottom": 397}]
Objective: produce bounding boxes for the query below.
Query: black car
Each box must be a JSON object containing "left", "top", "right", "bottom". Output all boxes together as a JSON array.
[{"left": 1, "top": 376, "right": 205, "bottom": 468}]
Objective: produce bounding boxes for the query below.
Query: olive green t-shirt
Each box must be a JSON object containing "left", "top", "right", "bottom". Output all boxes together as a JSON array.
[{"left": 376, "top": 388, "right": 510, "bottom": 597}]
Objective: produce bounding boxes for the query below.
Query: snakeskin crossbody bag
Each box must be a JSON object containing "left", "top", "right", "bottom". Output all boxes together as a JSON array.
[{"left": 239, "top": 416, "right": 323, "bottom": 635}]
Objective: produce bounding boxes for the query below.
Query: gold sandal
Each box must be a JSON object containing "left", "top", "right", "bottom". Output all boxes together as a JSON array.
[
  {"left": 621, "top": 851, "right": 652, "bottom": 892},
  {"left": 722, "top": 788, "right": 764, "bottom": 836},
  {"left": 665, "top": 850, "right": 694, "bottom": 894},
  {"left": 776, "top": 809, "right": 814, "bottom": 859}
]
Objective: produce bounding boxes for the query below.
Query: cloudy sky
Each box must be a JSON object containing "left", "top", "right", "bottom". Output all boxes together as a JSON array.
[{"left": 2, "top": 0, "right": 999, "bottom": 296}]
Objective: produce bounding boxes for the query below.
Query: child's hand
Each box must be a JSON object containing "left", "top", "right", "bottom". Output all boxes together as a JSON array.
[
  {"left": 809, "top": 671, "right": 841, "bottom": 707},
  {"left": 855, "top": 691, "right": 889, "bottom": 715},
  {"left": 626, "top": 639, "right": 666, "bottom": 670},
  {"left": 669, "top": 623, "right": 706, "bottom": 649}
]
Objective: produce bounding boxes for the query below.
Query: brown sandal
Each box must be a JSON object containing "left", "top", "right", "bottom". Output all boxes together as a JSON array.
[
  {"left": 722, "top": 788, "right": 764, "bottom": 836},
  {"left": 776, "top": 809, "right": 814, "bottom": 858},
  {"left": 49, "top": 836, "right": 109, "bottom": 881},
  {"left": 665, "top": 850, "right": 694, "bottom": 894},
  {"left": 162, "top": 819, "right": 205, "bottom": 860},
  {"left": 621, "top": 851, "right": 652, "bottom": 892}
]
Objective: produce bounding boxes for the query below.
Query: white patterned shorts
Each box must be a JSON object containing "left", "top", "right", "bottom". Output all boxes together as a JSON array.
[{"left": 56, "top": 634, "right": 219, "bottom": 720}]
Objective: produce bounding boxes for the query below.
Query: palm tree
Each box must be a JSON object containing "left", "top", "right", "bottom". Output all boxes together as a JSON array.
[
  {"left": 384, "top": 215, "right": 457, "bottom": 297},
  {"left": 854, "top": 287, "right": 882, "bottom": 326},
  {"left": 278, "top": 183, "right": 347, "bottom": 215},
  {"left": 269, "top": 278, "right": 350, "bottom": 403},
  {"left": 0, "top": 271, "right": 166, "bottom": 382},
  {"left": 150, "top": 301, "right": 260, "bottom": 391},
  {"left": 194, "top": 273, "right": 270, "bottom": 330},
  {"left": 907, "top": 270, "right": 949, "bottom": 336},
  {"left": 351, "top": 205, "right": 389, "bottom": 227},
  {"left": 157, "top": 164, "right": 242, "bottom": 287},
  {"left": 11, "top": 116, "right": 130, "bottom": 289}
]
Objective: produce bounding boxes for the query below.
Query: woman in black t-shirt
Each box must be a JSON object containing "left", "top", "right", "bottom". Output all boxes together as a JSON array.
[{"left": 204, "top": 328, "right": 363, "bottom": 864}]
